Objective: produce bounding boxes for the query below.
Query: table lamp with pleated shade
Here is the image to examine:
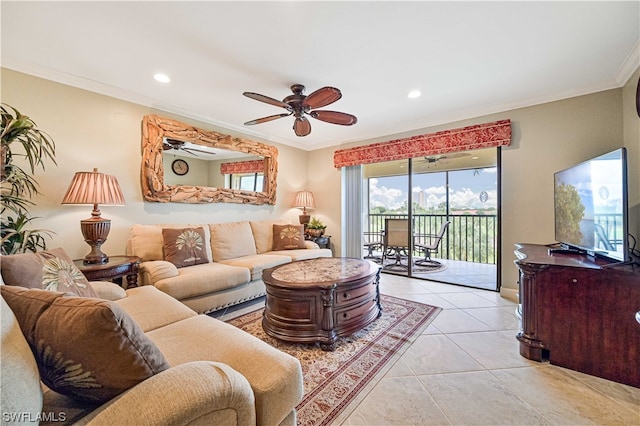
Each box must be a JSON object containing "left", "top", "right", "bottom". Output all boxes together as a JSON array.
[
  {"left": 62, "top": 168, "right": 125, "bottom": 264},
  {"left": 293, "top": 190, "right": 315, "bottom": 225}
]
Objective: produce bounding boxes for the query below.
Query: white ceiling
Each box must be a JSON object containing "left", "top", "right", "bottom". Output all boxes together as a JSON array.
[{"left": 2, "top": 1, "right": 638, "bottom": 151}]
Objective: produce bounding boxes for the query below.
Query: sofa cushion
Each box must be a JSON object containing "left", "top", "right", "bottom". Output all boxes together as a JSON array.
[
  {"left": 209, "top": 221, "right": 257, "bottom": 261},
  {"left": 268, "top": 248, "right": 333, "bottom": 261},
  {"left": 219, "top": 254, "right": 292, "bottom": 281},
  {"left": 129, "top": 224, "right": 213, "bottom": 263},
  {"left": 31, "top": 296, "right": 170, "bottom": 404},
  {"left": 1, "top": 295, "right": 44, "bottom": 420},
  {"left": 272, "top": 224, "right": 306, "bottom": 250},
  {"left": 0, "top": 248, "right": 97, "bottom": 298},
  {"left": 162, "top": 227, "right": 210, "bottom": 268},
  {"left": 250, "top": 219, "right": 286, "bottom": 254},
  {"left": 146, "top": 314, "right": 303, "bottom": 426},
  {"left": 115, "top": 286, "right": 197, "bottom": 333},
  {"left": 153, "top": 263, "right": 251, "bottom": 301}
]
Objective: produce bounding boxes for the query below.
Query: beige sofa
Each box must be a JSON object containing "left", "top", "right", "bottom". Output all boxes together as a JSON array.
[
  {"left": 126, "top": 220, "right": 332, "bottom": 314},
  {"left": 1, "top": 280, "right": 303, "bottom": 426}
]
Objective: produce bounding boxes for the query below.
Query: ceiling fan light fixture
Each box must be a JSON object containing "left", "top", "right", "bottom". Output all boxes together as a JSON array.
[{"left": 407, "top": 90, "right": 421, "bottom": 99}]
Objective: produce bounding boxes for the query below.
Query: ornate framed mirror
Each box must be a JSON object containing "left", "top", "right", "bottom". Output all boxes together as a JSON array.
[{"left": 141, "top": 115, "right": 278, "bottom": 205}]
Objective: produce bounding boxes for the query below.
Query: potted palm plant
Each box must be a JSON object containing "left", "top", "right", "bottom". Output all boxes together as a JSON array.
[
  {"left": 306, "top": 216, "right": 327, "bottom": 237},
  {"left": 1, "top": 104, "right": 57, "bottom": 254}
]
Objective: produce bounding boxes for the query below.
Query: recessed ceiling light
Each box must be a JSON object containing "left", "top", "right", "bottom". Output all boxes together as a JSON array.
[
  {"left": 407, "top": 90, "right": 421, "bottom": 99},
  {"left": 472, "top": 156, "right": 479, "bottom": 160},
  {"left": 154, "top": 73, "right": 171, "bottom": 83}
]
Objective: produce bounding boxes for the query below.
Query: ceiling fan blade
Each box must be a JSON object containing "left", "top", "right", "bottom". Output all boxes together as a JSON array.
[
  {"left": 293, "top": 117, "right": 311, "bottom": 137},
  {"left": 182, "top": 148, "right": 200, "bottom": 157},
  {"left": 244, "top": 112, "right": 292, "bottom": 125},
  {"left": 186, "top": 147, "right": 218, "bottom": 156},
  {"left": 243, "top": 92, "right": 291, "bottom": 110},
  {"left": 303, "top": 86, "right": 342, "bottom": 109},
  {"left": 309, "top": 110, "right": 357, "bottom": 126}
]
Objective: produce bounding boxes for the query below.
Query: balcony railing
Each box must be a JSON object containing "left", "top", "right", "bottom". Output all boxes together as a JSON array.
[{"left": 366, "top": 213, "right": 497, "bottom": 264}]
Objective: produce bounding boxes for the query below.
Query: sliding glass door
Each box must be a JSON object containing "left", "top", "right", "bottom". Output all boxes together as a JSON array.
[{"left": 363, "top": 148, "right": 500, "bottom": 291}]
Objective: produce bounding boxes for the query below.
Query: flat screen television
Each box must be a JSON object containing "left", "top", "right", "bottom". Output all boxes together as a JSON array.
[{"left": 554, "top": 147, "right": 629, "bottom": 262}]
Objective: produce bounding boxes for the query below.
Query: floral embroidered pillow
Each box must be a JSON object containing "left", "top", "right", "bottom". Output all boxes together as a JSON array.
[
  {"left": 272, "top": 224, "right": 306, "bottom": 250},
  {"left": 162, "top": 227, "right": 210, "bottom": 268},
  {"left": 2, "top": 287, "right": 170, "bottom": 404},
  {"left": 0, "top": 247, "right": 97, "bottom": 298}
]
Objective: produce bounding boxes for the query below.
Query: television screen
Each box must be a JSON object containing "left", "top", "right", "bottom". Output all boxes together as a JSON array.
[{"left": 554, "top": 148, "right": 628, "bottom": 262}]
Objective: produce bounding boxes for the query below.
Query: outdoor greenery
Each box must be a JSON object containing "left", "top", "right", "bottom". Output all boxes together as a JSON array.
[{"left": 1, "top": 104, "right": 57, "bottom": 254}]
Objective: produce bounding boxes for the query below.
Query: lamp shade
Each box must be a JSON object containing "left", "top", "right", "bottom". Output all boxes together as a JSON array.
[
  {"left": 62, "top": 168, "right": 125, "bottom": 206},
  {"left": 293, "top": 191, "right": 315, "bottom": 209}
]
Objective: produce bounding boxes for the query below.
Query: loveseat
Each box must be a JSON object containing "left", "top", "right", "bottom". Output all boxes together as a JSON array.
[
  {"left": 1, "top": 251, "right": 303, "bottom": 426},
  {"left": 126, "top": 220, "right": 332, "bottom": 314}
]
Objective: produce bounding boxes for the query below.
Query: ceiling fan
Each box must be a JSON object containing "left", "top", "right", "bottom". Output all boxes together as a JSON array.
[
  {"left": 163, "top": 138, "right": 215, "bottom": 157},
  {"left": 243, "top": 84, "right": 357, "bottom": 137},
  {"left": 417, "top": 152, "right": 471, "bottom": 166}
]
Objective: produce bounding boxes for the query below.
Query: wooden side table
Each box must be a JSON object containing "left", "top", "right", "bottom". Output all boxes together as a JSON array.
[
  {"left": 306, "top": 235, "right": 331, "bottom": 250},
  {"left": 73, "top": 256, "right": 141, "bottom": 288}
]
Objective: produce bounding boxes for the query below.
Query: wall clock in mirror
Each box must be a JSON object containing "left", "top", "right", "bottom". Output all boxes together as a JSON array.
[{"left": 171, "top": 159, "right": 189, "bottom": 176}]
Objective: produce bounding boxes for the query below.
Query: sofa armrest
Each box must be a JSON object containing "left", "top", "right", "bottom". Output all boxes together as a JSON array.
[
  {"left": 77, "top": 361, "right": 256, "bottom": 426},
  {"left": 304, "top": 240, "right": 320, "bottom": 250},
  {"left": 88, "top": 281, "right": 127, "bottom": 301},
  {"left": 138, "top": 260, "right": 179, "bottom": 285}
]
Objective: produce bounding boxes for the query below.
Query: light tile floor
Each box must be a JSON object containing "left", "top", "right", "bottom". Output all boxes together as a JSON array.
[{"left": 342, "top": 274, "right": 640, "bottom": 426}]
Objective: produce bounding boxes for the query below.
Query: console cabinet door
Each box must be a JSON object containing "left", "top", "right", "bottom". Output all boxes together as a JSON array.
[{"left": 534, "top": 266, "right": 640, "bottom": 386}]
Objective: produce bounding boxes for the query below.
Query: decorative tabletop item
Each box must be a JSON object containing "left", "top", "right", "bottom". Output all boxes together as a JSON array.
[{"left": 306, "top": 216, "right": 326, "bottom": 237}]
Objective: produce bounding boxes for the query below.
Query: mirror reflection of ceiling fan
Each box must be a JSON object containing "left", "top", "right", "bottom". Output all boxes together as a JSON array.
[
  {"left": 242, "top": 84, "right": 357, "bottom": 137},
  {"left": 417, "top": 152, "right": 471, "bottom": 166},
  {"left": 163, "top": 138, "right": 216, "bottom": 158}
]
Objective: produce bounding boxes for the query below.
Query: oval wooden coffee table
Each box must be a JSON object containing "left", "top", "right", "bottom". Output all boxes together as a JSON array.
[{"left": 262, "top": 257, "right": 382, "bottom": 351}]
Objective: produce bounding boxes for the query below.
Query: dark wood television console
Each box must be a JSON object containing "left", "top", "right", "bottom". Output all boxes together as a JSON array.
[{"left": 514, "top": 243, "right": 640, "bottom": 388}]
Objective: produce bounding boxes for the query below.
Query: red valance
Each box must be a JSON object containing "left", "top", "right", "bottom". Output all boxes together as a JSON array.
[
  {"left": 333, "top": 119, "right": 511, "bottom": 168},
  {"left": 220, "top": 159, "right": 265, "bottom": 174}
]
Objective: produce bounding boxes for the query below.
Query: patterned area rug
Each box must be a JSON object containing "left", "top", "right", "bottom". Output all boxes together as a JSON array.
[{"left": 227, "top": 295, "right": 441, "bottom": 425}]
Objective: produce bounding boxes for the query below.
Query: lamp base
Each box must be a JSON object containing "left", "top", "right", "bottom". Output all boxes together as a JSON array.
[
  {"left": 299, "top": 214, "right": 310, "bottom": 225},
  {"left": 80, "top": 217, "right": 111, "bottom": 264}
]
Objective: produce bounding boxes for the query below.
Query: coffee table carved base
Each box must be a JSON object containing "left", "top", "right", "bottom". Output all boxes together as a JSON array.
[{"left": 262, "top": 258, "right": 382, "bottom": 351}]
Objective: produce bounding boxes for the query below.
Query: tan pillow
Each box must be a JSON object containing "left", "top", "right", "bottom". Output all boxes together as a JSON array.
[
  {"left": 209, "top": 221, "right": 257, "bottom": 261},
  {"left": 30, "top": 296, "right": 169, "bottom": 404},
  {"left": 162, "top": 228, "right": 210, "bottom": 268},
  {"left": 0, "top": 248, "right": 97, "bottom": 298},
  {"left": 250, "top": 220, "right": 286, "bottom": 253},
  {"left": 272, "top": 224, "right": 306, "bottom": 250}
]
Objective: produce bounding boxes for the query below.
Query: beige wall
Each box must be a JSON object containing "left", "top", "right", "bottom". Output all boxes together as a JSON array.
[
  {"left": 307, "top": 87, "right": 631, "bottom": 299},
  {"left": 1, "top": 69, "right": 309, "bottom": 260},
  {"left": 4, "top": 68, "right": 636, "bottom": 299}
]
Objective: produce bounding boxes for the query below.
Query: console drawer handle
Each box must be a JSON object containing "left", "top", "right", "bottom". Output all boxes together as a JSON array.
[
  {"left": 343, "top": 293, "right": 350, "bottom": 299},
  {"left": 343, "top": 313, "right": 350, "bottom": 319}
]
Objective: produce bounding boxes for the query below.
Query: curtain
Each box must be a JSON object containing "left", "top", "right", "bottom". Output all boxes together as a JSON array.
[
  {"left": 334, "top": 119, "right": 511, "bottom": 168},
  {"left": 341, "top": 165, "right": 363, "bottom": 258},
  {"left": 220, "top": 160, "right": 264, "bottom": 174}
]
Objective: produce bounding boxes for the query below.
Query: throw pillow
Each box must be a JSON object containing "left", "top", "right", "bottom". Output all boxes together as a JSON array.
[
  {"left": 209, "top": 221, "right": 257, "bottom": 261},
  {"left": 0, "top": 286, "right": 68, "bottom": 344},
  {"left": 272, "top": 224, "right": 306, "bottom": 250},
  {"left": 28, "top": 296, "right": 169, "bottom": 404},
  {"left": 162, "top": 227, "right": 210, "bottom": 268},
  {"left": 0, "top": 247, "right": 97, "bottom": 298}
]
